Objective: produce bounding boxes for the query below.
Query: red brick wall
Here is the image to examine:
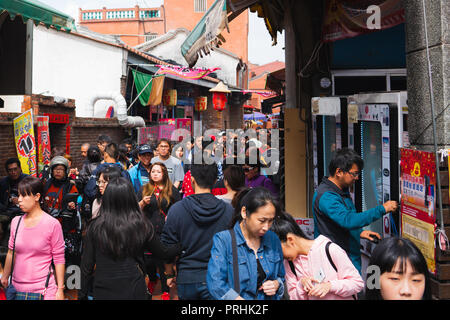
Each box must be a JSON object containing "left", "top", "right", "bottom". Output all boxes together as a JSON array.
[
  {"left": 0, "top": 113, "right": 20, "bottom": 177},
  {"left": 69, "top": 118, "right": 128, "bottom": 170},
  {"left": 0, "top": 95, "right": 128, "bottom": 177}
]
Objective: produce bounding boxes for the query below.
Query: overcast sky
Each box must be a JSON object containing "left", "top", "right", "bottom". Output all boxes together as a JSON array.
[{"left": 38, "top": 0, "right": 285, "bottom": 66}]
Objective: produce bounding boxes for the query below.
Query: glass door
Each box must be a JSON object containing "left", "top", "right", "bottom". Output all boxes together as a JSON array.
[{"left": 360, "top": 121, "right": 383, "bottom": 235}]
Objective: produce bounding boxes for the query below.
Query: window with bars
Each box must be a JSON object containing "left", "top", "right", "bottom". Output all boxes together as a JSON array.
[{"left": 194, "top": 0, "right": 207, "bottom": 12}]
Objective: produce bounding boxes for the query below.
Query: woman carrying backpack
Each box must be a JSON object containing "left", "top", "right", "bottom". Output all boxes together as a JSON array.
[{"left": 270, "top": 212, "right": 364, "bottom": 300}]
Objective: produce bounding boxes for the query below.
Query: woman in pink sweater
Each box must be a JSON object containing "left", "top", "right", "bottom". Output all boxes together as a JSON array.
[
  {"left": 271, "top": 212, "right": 364, "bottom": 300},
  {"left": 1, "top": 176, "right": 66, "bottom": 300}
]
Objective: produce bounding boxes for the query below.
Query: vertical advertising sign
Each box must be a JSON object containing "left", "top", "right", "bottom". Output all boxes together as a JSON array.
[
  {"left": 159, "top": 118, "right": 177, "bottom": 140},
  {"left": 13, "top": 109, "right": 37, "bottom": 177},
  {"left": 37, "top": 116, "right": 51, "bottom": 174},
  {"left": 400, "top": 148, "right": 436, "bottom": 274}
]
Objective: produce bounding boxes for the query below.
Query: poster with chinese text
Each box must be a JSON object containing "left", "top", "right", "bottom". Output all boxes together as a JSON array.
[
  {"left": 37, "top": 116, "right": 51, "bottom": 174},
  {"left": 13, "top": 110, "right": 37, "bottom": 177},
  {"left": 400, "top": 148, "right": 436, "bottom": 274}
]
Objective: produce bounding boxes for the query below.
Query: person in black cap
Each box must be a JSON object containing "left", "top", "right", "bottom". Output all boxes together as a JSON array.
[{"left": 128, "top": 144, "right": 154, "bottom": 194}]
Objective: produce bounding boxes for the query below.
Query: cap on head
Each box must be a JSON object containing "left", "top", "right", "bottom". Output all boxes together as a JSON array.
[{"left": 138, "top": 144, "right": 153, "bottom": 155}]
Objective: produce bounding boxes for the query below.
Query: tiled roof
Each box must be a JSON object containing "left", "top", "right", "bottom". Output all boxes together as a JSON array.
[
  {"left": 68, "top": 25, "right": 220, "bottom": 84},
  {"left": 249, "top": 61, "right": 285, "bottom": 79}
]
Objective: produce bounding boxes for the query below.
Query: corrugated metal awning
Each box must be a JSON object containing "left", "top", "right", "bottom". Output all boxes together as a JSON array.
[{"left": 0, "top": 0, "right": 76, "bottom": 32}]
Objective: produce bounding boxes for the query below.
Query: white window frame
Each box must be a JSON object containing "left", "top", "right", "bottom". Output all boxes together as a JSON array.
[{"left": 331, "top": 68, "right": 406, "bottom": 96}]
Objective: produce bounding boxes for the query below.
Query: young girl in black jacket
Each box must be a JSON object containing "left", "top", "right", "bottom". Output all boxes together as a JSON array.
[{"left": 138, "top": 162, "right": 181, "bottom": 296}]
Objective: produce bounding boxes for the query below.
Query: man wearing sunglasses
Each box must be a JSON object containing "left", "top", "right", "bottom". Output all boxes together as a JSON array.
[{"left": 313, "top": 148, "right": 398, "bottom": 274}]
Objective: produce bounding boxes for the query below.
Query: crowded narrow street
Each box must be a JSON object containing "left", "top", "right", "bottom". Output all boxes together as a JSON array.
[{"left": 0, "top": 0, "right": 449, "bottom": 309}]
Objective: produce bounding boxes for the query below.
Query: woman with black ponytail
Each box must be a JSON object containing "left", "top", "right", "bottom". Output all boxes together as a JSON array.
[
  {"left": 79, "top": 177, "right": 181, "bottom": 300},
  {"left": 207, "top": 187, "right": 285, "bottom": 300}
]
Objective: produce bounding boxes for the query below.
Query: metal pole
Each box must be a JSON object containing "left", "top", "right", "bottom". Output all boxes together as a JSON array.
[{"left": 127, "top": 75, "right": 160, "bottom": 111}]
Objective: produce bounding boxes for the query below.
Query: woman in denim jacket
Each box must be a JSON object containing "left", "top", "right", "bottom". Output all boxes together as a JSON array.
[{"left": 207, "top": 187, "right": 285, "bottom": 300}]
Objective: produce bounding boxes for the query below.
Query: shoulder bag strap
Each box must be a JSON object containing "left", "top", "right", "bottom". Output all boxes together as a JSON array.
[
  {"left": 325, "top": 241, "right": 338, "bottom": 272},
  {"left": 10, "top": 216, "right": 23, "bottom": 282},
  {"left": 288, "top": 260, "right": 297, "bottom": 277},
  {"left": 325, "top": 241, "right": 358, "bottom": 300},
  {"left": 42, "top": 261, "right": 55, "bottom": 296},
  {"left": 49, "top": 185, "right": 64, "bottom": 211},
  {"left": 229, "top": 229, "right": 240, "bottom": 295}
]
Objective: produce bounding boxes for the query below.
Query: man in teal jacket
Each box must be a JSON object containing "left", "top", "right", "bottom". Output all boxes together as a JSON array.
[{"left": 313, "top": 148, "right": 398, "bottom": 274}]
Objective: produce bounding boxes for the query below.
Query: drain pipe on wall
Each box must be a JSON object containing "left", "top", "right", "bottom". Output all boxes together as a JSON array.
[{"left": 88, "top": 92, "right": 145, "bottom": 128}]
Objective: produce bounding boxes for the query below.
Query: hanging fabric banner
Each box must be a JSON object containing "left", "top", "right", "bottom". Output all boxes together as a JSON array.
[
  {"left": 131, "top": 69, "right": 165, "bottom": 106},
  {"left": 13, "top": 109, "right": 37, "bottom": 177},
  {"left": 147, "top": 75, "right": 165, "bottom": 106},
  {"left": 322, "top": 0, "right": 405, "bottom": 42},
  {"left": 36, "top": 116, "right": 51, "bottom": 174},
  {"left": 156, "top": 65, "right": 220, "bottom": 80},
  {"left": 241, "top": 90, "right": 277, "bottom": 98},
  {"left": 181, "top": 0, "right": 228, "bottom": 67}
]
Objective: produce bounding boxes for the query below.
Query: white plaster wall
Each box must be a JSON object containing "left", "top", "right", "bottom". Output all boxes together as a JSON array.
[
  {"left": 32, "top": 25, "right": 125, "bottom": 118},
  {"left": 0, "top": 95, "right": 24, "bottom": 113},
  {"left": 146, "top": 32, "right": 238, "bottom": 86}
]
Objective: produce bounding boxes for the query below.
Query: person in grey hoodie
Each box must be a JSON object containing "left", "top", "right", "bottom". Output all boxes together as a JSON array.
[{"left": 161, "top": 163, "right": 233, "bottom": 300}]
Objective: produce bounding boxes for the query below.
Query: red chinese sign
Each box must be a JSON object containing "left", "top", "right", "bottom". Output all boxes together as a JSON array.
[
  {"left": 43, "top": 113, "right": 69, "bottom": 124},
  {"left": 137, "top": 126, "right": 159, "bottom": 146},
  {"left": 176, "top": 118, "right": 192, "bottom": 133},
  {"left": 37, "top": 116, "right": 51, "bottom": 173},
  {"left": 400, "top": 148, "right": 436, "bottom": 274}
]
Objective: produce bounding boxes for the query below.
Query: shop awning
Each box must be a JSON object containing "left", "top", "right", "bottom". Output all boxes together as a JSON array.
[
  {"left": 181, "top": 0, "right": 228, "bottom": 67},
  {"left": 0, "top": 0, "right": 76, "bottom": 32},
  {"left": 181, "top": 0, "right": 281, "bottom": 67}
]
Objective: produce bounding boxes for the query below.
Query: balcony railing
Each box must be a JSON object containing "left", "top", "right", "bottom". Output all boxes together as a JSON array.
[
  {"left": 82, "top": 11, "right": 102, "bottom": 21},
  {"left": 106, "top": 10, "right": 136, "bottom": 19},
  {"left": 80, "top": 8, "right": 161, "bottom": 21},
  {"left": 139, "top": 10, "right": 160, "bottom": 19}
]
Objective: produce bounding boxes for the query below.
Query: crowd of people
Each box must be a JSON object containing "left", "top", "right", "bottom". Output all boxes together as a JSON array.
[{"left": 0, "top": 132, "right": 431, "bottom": 301}]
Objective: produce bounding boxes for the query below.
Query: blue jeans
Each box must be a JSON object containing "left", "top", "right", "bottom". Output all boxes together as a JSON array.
[{"left": 177, "top": 282, "right": 211, "bottom": 300}]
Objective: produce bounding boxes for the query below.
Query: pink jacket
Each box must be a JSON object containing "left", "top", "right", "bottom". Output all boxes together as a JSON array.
[{"left": 285, "top": 235, "right": 364, "bottom": 300}]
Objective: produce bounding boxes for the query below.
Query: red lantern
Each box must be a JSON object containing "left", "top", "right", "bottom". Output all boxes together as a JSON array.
[
  {"left": 163, "top": 89, "right": 177, "bottom": 107},
  {"left": 212, "top": 92, "right": 227, "bottom": 111},
  {"left": 195, "top": 96, "right": 207, "bottom": 112}
]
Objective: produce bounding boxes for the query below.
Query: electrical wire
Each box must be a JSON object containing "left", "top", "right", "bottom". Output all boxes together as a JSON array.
[
  {"left": 410, "top": 103, "right": 450, "bottom": 146},
  {"left": 299, "top": 41, "right": 323, "bottom": 78}
]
